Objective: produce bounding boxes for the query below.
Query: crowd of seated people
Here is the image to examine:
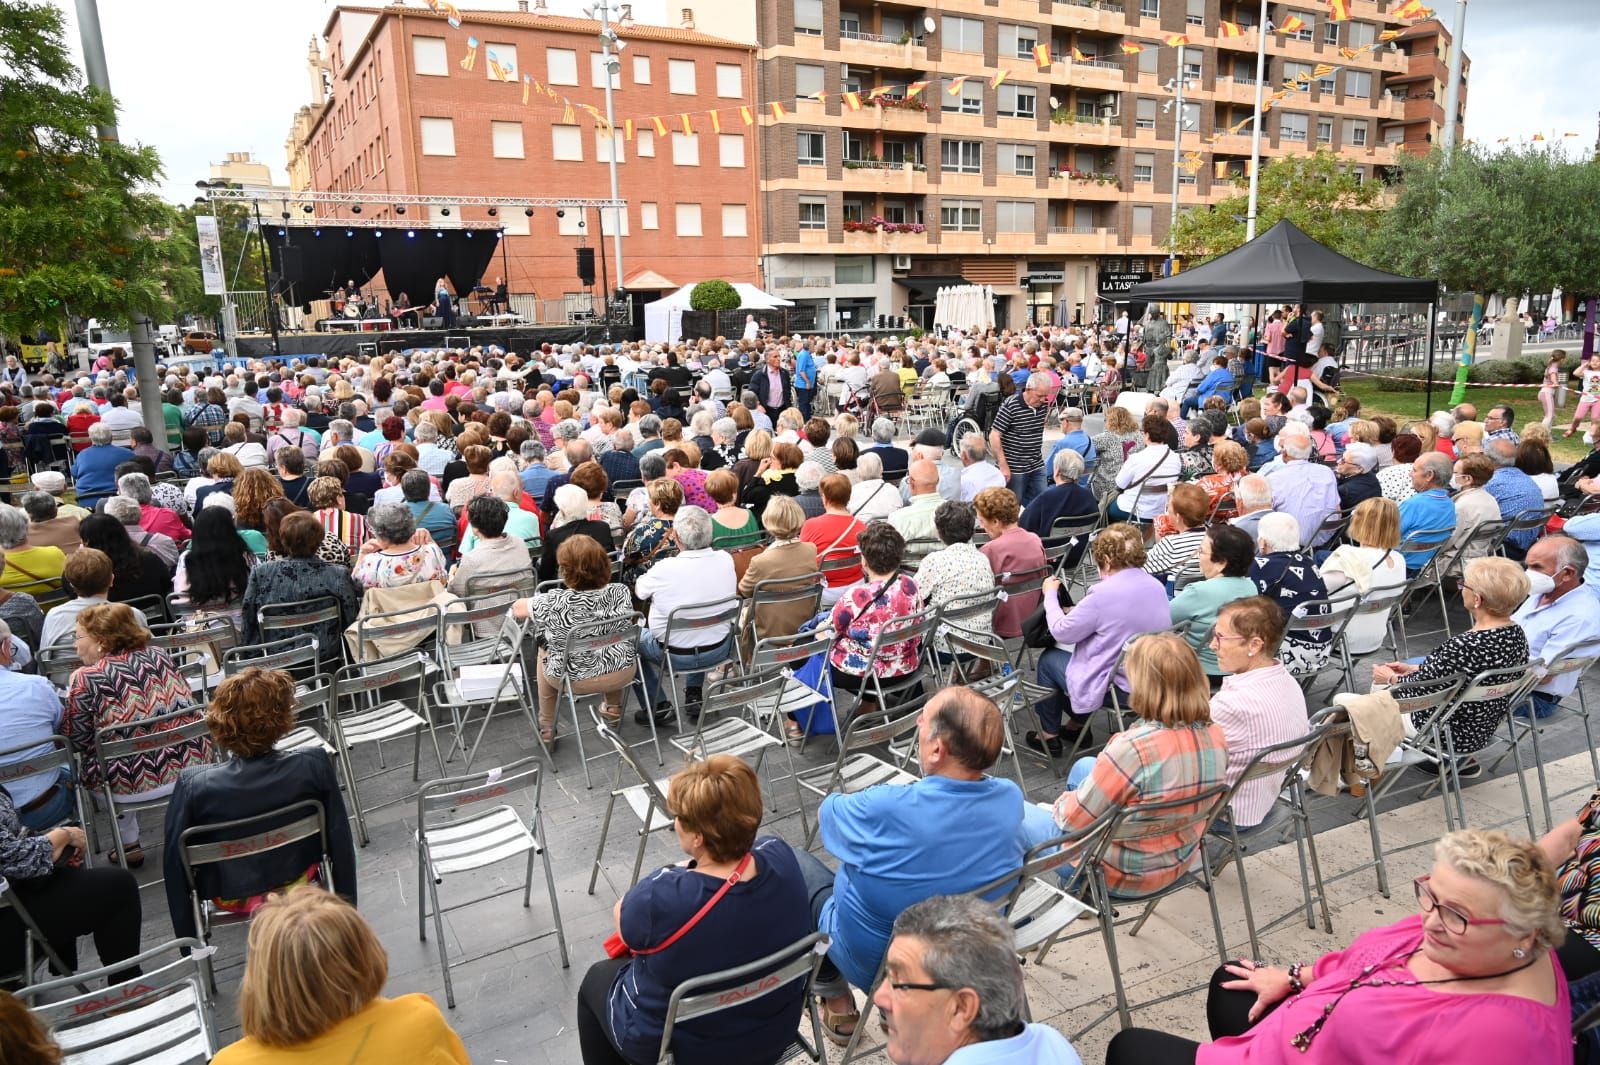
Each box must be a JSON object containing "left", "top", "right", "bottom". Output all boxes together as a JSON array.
[{"left": 0, "top": 329, "right": 1598, "bottom": 1065}]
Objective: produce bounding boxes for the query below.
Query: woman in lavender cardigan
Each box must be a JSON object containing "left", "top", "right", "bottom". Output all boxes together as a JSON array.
[{"left": 1024, "top": 523, "right": 1171, "bottom": 758}]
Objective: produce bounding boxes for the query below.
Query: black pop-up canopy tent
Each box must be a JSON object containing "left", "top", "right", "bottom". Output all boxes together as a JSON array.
[
  {"left": 1126, "top": 220, "right": 1438, "bottom": 305},
  {"left": 1127, "top": 219, "right": 1442, "bottom": 406}
]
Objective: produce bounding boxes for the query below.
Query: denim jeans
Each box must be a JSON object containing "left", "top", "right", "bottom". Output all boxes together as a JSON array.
[
  {"left": 1180, "top": 390, "right": 1204, "bottom": 418},
  {"left": 795, "top": 386, "right": 814, "bottom": 421},
  {"left": 1034, "top": 647, "right": 1074, "bottom": 734},
  {"left": 1007, "top": 466, "right": 1048, "bottom": 508},
  {"left": 16, "top": 767, "right": 75, "bottom": 833},
  {"left": 1514, "top": 689, "right": 1562, "bottom": 720},
  {"left": 793, "top": 849, "right": 849, "bottom": 999},
  {"left": 637, "top": 627, "right": 732, "bottom": 709}
]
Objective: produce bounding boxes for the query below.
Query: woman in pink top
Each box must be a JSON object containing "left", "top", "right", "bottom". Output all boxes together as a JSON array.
[
  {"left": 1105, "top": 828, "right": 1570, "bottom": 1065},
  {"left": 1262, "top": 312, "right": 1287, "bottom": 389}
]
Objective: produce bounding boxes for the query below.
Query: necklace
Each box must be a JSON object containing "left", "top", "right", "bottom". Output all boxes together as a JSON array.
[{"left": 1290, "top": 946, "right": 1540, "bottom": 1052}]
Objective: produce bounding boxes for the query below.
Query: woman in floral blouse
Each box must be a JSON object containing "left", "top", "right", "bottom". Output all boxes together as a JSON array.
[
  {"left": 827, "top": 523, "right": 921, "bottom": 709},
  {"left": 351, "top": 504, "right": 448, "bottom": 590}
]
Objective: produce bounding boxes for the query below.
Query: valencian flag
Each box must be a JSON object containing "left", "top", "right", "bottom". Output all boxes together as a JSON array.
[
  {"left": 522, "top": 74, "right": 531, "bottom": 104},
  {"left": 1165, "top": 33, "right": 1189, "bottom": 46},
  {"left": 1033, "top": 43, "right": 1051, "bottom": 68},
  {"left": 1339, "top": 46, "right": 1359, "bottom": 59},
  {"left": 1219, "top": 20, "right": 1243, "bottom": 37},
  {"left": 1279, "top": 14, "right": 1306, "bottom": 32},
  {"left": 425, "top": 0, "right": 462, "bottom": 28},
  {"left": 459, "top": 36, "right": 479, "bottom": 71},
  {"left": 1328, "top": 0, "right": 1350, "bottom": 21},
  {"left": 1379, "top": 28, "right": 1403, "bottom": 40},
  {"left": 1313, "top": 62, "right": 1337, "bottom": 76},
  {"left": 1120, "top": 41, "right": 1144, "bottom": 54},
  {"left": 990, "top": 69, "right": 1009, "bottom": 89}
]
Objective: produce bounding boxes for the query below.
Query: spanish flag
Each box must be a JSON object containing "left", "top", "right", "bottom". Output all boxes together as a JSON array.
[
  {"left": 1328, "top": 0, "right": 1350, "bottom": 21},
  {"left": 1532, "top": 133, "right": 1546, "bottom": 141},
  {"left": 739, "top": 105, "right": 754, "bottom": 125},
  {"left": 867, "top": 86, "right": 889, "bottom": 100},
  {"left": 623, "top": 118, "right": 635, "bottom": 141},
  {"left": 1033, "top": 43, "right": 1052, "bottom": 68},
  {"left": 710, "top": 110, "right": 722, "bottom": 133},
  {"left": 1120, "top": 41, "right": 1144, "bottom": 54},
  {"left": 1218, "top": 20, "right": 1243, "bottom": 37},
  {"left": 679, "top": 113, "right": 693, "bottom": 134},
  {"left": 1165, "top": 33, "right": 1188, "bottom": 47},
  {"left": 843, "top": 91, "right": 863, "bottom": 110},
  {"left": 806, "top": 89, "right": 827, "bottom": 102},
  {"left": 1071, "top": 45, "right": 1087, "bottom": 61},
  {"left": 770, "top": 101, "right": 786, "bottom": 119},
  {"left": 1279, "top": 14, "right": 1305, "bottom": 33},
  {"left": 990, "top": 69, "right": 1009, "bottom": 89},
  {"left": 651, "top": 116, "right": 669, "bottom": 137},
  {"left": 905, "top": 80, "right": 928, "bottom": 98},
  {"left": 946, "top": 75, "right": 969, "bottom": 95},
  {"left": 1214, "top": 161, "right": 1230, "bottom": 179}
]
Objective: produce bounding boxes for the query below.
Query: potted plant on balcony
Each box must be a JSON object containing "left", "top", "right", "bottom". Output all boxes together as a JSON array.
[{"left": 843, "top": 219, "right": 881, "bottom": 233}]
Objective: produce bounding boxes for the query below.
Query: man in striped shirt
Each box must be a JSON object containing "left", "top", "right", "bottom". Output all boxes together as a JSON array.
[{"left": 988, "top": 372, "right": 1051, "bottom": 507}]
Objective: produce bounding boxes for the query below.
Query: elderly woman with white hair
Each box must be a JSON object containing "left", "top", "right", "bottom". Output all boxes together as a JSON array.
[
  {"left": 350, "top": 503, "right": 448, "bottom": 591},
  {"left": 0, "top": 502, "right": 65, "bottom": 597},
  {"left": 539, "top": 482, "right": 615, "bottom": 584},
  {"left": 459, "top": 469, "right": 541, "bottom": 555},
  {"left": 1246, "top": 512, "right": 1334, "bottom": 676},
  {"left": 70, "top": 421, "right": 134, "bottom": 508},
  {"left": 118, "top": 472, "right": 190, "bottom": 546},
  {"left": 847, "top": 451, "right": 903, "bottom": 522},
  {"left": 708, "top": 416, "right": 740, "bottom": 469}
]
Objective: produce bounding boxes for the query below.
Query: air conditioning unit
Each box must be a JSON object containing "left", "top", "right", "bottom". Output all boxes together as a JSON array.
[{"left": 892, "top": 255, "right": 912, "bottom": 272}]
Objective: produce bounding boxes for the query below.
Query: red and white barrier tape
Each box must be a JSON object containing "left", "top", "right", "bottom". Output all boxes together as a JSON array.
[{"left": 1341, "top": 369, "right": 1554, "bottom": 390}]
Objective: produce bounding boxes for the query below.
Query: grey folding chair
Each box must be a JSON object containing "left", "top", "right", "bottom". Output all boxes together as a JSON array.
[
  {"left": 222, "top": 633, "right": 322, "bottom": 678},
  {"left": 146, "top": 617, "right": 238, "bottom": 702},
  {"left": 931, "top": 587, "right": 1000, "bottom": 681},
  {"left": 1294, "top": 707, "right": 1393, "bottom": 901},
  {"left": 257, "top": 595, "right": 348, "bottom": 669},
  {"left": 433, "top": 614, "right": 541, "bottom": 770},
  {"left": 940, "top": 628, "right": 1027, "bottom": 783},
  {"left": 672, "top": 665, "right": 804, "bottom": 817},
  {"left": 745, "top": 626, "right": 839, "bottom": 753},
  {"left": 1283, "top": 590, "right": 1363, "bottom": 699},
  {"left": 0, "top": 735, "right": 90, "bottom": 837},
  {"left": 656, "top": 933, "right": 831, "bottom": 1065},
  {"left": 1508, "top": 650, "right": 1600, "bottom": 827},
  {"left": 588, "top": 715, "right": 676, "bottom": 895},
  {"left": 331, "top": 651, "right": 443, "bottom": 845},
  {"left": 656, "top": 599, "right": 741, "bottom": 731},
  {"left": 90, "top": 707, "right": 213, "bottom": 875},
  {"left": 830, "top": 603, "right": 938, "bottom": 729},
  {"left": 739, "top": 572, "right": 824, "bottom": 653},
  {"left": 18, "top": 938, "right": 217, "bottom": 1065},
  {"left": 555, "top": 613, "right": 654, "bottom": 787},
  {"left": 37, "top": 643, "right": 83, "bottom": 689},
  {"left": 416, "top": 756, "right": 568, "bottom": 1008},
  {"left": 464, "top": 567, "right": 538, "bottom": 598},
  {"left": 1488, "top": 503, "right": 1559, "bottom": 558},
  {"left": 352, "top": 601, "right": 443, "bottom": 666},
  {"left": 795, "top": 693, "right": 926, "bottom": 849},
  {"left": 1390, "top": 526, "right": 1459, "bottom": 645}
]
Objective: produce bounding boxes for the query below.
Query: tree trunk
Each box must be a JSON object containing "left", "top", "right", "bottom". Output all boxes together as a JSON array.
[{"left": 1449, "top": 292, "right": 1488, "bottom": 407}]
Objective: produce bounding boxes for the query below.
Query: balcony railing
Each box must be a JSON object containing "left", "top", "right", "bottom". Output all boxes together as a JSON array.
[
  {"left": 1077, "top": 58, "right": 1124, "bottom": 71},
  {"left": 1050, "top": 225, "right": 1114, "bottom": 235},
  {"left": 1281, "top": 130, "right": 1309, "bottom": 142},
  {"left": 839, "top": 28, "right": 921, "bottom": 45},
  {"left": 771, "top": 276, "right": 833, "bottom": 289},
  {"left": 1055, "top": 0, "right": 1123, "bottom": 10}
]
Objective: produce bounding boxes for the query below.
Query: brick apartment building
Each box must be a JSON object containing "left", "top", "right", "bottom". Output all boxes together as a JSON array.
[
  {"left": 1379, "top": 17, "right": 1467, "bottom": 155},
  {"left": 695, "top": 0, "right": 1420, "bottom": 330},
  {"left": 286, "top": 4, "right": 761, "bottom": 321}
]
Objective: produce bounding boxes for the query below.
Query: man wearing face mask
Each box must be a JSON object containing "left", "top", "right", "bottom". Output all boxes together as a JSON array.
[{"left": 1512, "top": 536, "right": 1600, "bottom": 720}]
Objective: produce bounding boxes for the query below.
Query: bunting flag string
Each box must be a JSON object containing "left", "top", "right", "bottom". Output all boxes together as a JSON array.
[
  {"left": 946, "top": 75, "right": 969, "bottom": 96},
  {"left": 1278, "top": 15, "right": 1306, "bottom": 34},
  {"left": 521, "top": 74, "right": 531, "bottom": 105},
  {"left": 989, "top": 69, "right": 1009, "bottom": 89},
  {"left": 1165, "top": 34, "right": 1189, "bottom": 47},
  {"left": 1328, "top": 0, "right": 1351, "bottom": 22},
  {"left": 424, "top": 0, "right": 462, "bottom": 28}
]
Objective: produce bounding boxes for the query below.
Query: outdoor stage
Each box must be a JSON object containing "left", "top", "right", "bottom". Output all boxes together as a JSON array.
[{"left": 234, "top": 321, "right": 640, "bottom": 359}]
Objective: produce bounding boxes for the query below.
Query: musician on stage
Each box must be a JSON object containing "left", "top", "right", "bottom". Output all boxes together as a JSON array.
[
  {"left": 487, "top": 275, "right": 508, "bottom": 315},
  {"left": 391, "top": 292, "right": 420, "bottom": 327},
  {"left": 431, "top": 276, "right": 457, "bottom": 328}
]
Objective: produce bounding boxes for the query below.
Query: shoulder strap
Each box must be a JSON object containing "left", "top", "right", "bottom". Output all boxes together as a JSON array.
[{"left": 626, "top": 852, "right": 753, "bottom": 956}]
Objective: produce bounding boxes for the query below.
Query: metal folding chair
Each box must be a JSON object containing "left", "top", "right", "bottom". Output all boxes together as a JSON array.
[
  {"left": 655, "top": 599, "right": 741, "bottom": 731},
  {"left": 1294, "top": 707, "right": 1393, "bottom": 901},
  {"left": 146, "top": 617, "right": 238, "bottom": 701},
  {"left": 588, "top": 716, "right": 676, "bottom": 895},
  {"left": 931, "top": 587, "right": 999, "bottom": 676},
  {"left": 433, "top": 614, "right": 541, "bottom": 770},
  {"left": 0, "top": 735, "right": 90, "bottom": 837},
  {"left": 829, "top": 603, "right": 937, "bottom": 729},
  {"left": 90, "top": 707, "right": 213, "bottom": 875},
  {"left": 1283, "top": 590, "right": 1363, "bottom": 698},
  {"left": 553, "top": 613, "right": 653, "bottom": 787},
  {"left": 1042, "top": 513, "right": 1100, "bottom": 576},
  {"left": 222, "top": 633, "right": 321, "bottom": 678},
  {"left": 672, "top": 666, "right": 805, "bottom": 817},
  {"left": 416, "top": 756, "right": 568, "bottom": 1008},
  {"left": 745, "top": 627, "right": 839, "bottom": 754},
  {"left": 352, "top": 601, "right": 443, "bottom": 666},
  {"left": 1391, "top": 525, "right": 1459, "bottom": 644},
  {"left": 257, "top": 595, "right": 348, "bottom": 669},
  {"left": 18, "top": 938, "right": 217, "bottom": 1065},
  {"left": 37, "top": 644, "right": 83, "bottom": 689},
  {"left": 1489, "top": 649, "right": 1600, "bottom": 832},
  {"left": 657, "top": 933, "right": 831, "bottom": 1065},
  {"left": 0, "top": 876, "right": 85, "bottom": 989},
  {"left": 795, "top": 694, "right": 926, "bottom": 849},
  {"left": 463, "top": 568, "right": 538, "bottom": 598},
  {"left": 940, "top": 629, "right": 1027, "bottom": 783},
  {"left": 330, "top": 651, "right": 443, "bottom": 845},
  {"left": 1488, "top": 503, "right": 1559, "bottom": 558},
  {"left": 739, "top": 572, "right": 824, "bottom": 652}
]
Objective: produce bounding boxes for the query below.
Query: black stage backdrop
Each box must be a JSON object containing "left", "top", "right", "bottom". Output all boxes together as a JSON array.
[{"left": 265, "top": 226, "right": 501, "bottom": 310}]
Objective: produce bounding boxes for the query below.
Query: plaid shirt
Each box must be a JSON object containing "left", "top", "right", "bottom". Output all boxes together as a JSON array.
[
  {"left": 1053, "top": 720, "right": 1228, "bottom": 896},
  {"left": 181, "top": 401, "right": 229, "bottom": 445}
]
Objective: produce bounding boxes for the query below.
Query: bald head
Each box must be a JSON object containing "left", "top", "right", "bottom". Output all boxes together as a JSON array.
[
  {"left": 922, "top": 685, "right": 1004, "bottom": 775},
  {"left": 908, "top": 459, "right": 941, "bottom": 496}
]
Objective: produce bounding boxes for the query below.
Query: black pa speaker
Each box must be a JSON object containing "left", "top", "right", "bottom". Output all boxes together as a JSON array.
[{"left": 576, "top": 247, "right": 596, "bottom": 286}]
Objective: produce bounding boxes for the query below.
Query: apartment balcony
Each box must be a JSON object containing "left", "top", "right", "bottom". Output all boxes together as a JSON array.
[
  {"left": 1047, "top": 225, "right": 1121, "bottom": 254},
  {"left": 839, "top": 160, "right": 930, "bottom": 195},
  {"left": 797, "top": 227, "right": 834, "bottom": 247},
  {"left": 1051, "top": 0, "right": 1132, "bottom": 35},
  {"left": 1062, "top": 58, "right": 1131, "bottom": 93},
  {"left": 1048, "top": 169, "right": 1124, "bottom": 200},
  {"left": 1215, "top": 75, "right": 1263, "bottom": 105},
  {"left": 839, "top": 224, "right": 932, "bottom": 253},
  {"left": 837, "top": 29, "right": 928, "bottom": 68},
  {"left": 835, "top": 98, "right": 936, "bottom": 133},
  {"left": 1047, "top": 113, "right": 1125, "bottom": 146},
  {"left": 934, "top": 231, "right": 1043, "bottom": 256}
]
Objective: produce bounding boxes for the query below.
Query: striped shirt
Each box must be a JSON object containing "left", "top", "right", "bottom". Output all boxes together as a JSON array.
[
  {"left": 315, "top": 508, "right": 370, "bottom": 553},
  {"left": 1144, "top": 528, "right": 1207, "bottom": 583},
  {"left": 1208, "top": 663, "right": 1310, "bottom": 827},
  {"left": 1052, "top": 720, "right": 1228, "bottom": 896},
  {"left": 990, "top": 394, "right": 1049, "bottom": 475}
]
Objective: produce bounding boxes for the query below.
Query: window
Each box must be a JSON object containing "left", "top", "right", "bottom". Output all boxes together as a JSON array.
[
  {"left": 881, "top": 140, "right": 920, "bottom": 165},
  {"left": 798, "top": 131, "right": 825, "bottom": 165},
  {"left": 1288, "top": 11, "right": 1314, "bottom": 40},
  {"left": 597, "top": 205, "right": 629, "bottom": 237},
  {"left": 641, "top": 202, "right": 659, "bottom": 229},
  {"left": 1279, "top": 112, "right": 1309, "bottom": 141},
  {"left": 675, "top": 203, "right": 702, "bottom": 236},
  {"left": 551, "top": 125, "right": 583, "bottom": 160},
  {"left": 835, "top": 256, "right": 874, "bottom": 284},
  {"left": 842, "top": 131, "right": 866, "bottom": 162},
  {"left": 795, "top": 63, "right": 825, "bottom": 98},
  {"left": 1138, "top": 47, "right": 1160, "bottom": 74},
  {"left": 941, "top": 139, "right": 982, "bottom": 174},
  {"left": 547, "top": 47, "right": 578, "bottom": 85},
  {"left": 997, "top": 84, "right": 1036, "bottom": 118},
  {"left": 721, "top": 204, "right": 748, "bottom": 237},
  {"left": 1134, "top": 152, "right": 1155, "bottom": 182},
  {"left": 596, "top": 129, "right": 625, "bottom": 163},
  {"left": 794, "top": 0, "right": 822, "bottom": 35},
  {"left": 1181, "top": 101, "right": 1201, "bottom": 134},
  {"left": 798, "top": 197, "right": 827, "bottom": 229},
  {"left": 1349, "top": 22, "right": 1375, "bottom": 48},
  {"left": 633, "top": 55, "right": 651, "bottom": 83},
  {"left": 718, "top": 133, "right": 745, "bottom": 167},
  {"left": 1384, "top": 124, "right": 1405, "bottom": 144},
  {"left": 996, "top": 200, "right": 1035, "bottom": 233},
  {"left": 715, "top": 64, "right": 742, "bottom": 98},
  {"left": 998, "top": 143, "right": 1035, "bottom": 176},
  {"left": 1133, "top": 205, "right": 1154, "bottom": 236},
  {"left": 1183, "top": 54, "right": 1202, "bottom": 82},
  {"left": 842, "top": 199, "right": 866, "bottom": 223},
  {"left": 940, "top": 199, "right": 981, "bottom": 232},
  {"left": 1186, "top": 0, "right": 1204, "bottom": 24},
  {"left": 419, "top": 117, "right": 455, "bottom": 156},
  {"left": 671, "top": 132, "right": 700, "bottom": 166},
  {"left": 1323, "top": 19, "right": 1340, "bottom": 44},
  {"left": 413, "top": 36, "right": 448, "bottom": 76},
  {"left": 1283, "top": 60, "right": 1312, "bottom": 85},
  {"left": 1317, "top": 70, "right": 1337, "bottom": 95},
  {"left": 1136, "top": 98, "right": 1157, "bottom": 129},
  {"left": 942, "top": 16, "right": 984, "bottom": 54},
  {"left": 1139, "top": 0, "right": 1159, "bottom": 16},
  {"left": 840, "top": 68, "right": 862, "bottom": 94},
  {"left": 999, "top": 24, "right": 1037, "bottom": 59},
  {"left": 491, "top": 121, "right": 524, "bottom": 159},
  {"left": 882, "top": 201, "right": 909, "bottom": 224},
  {"left": 590, "top": 52, "right": 620, "bottom": 89},
  {"left": 1349, "top": 166, "right": 1365, "bottom": 184},
  {"left": 1316, "top": 117, "right": 1333, "bottom": 143},
  {"left": 668, "top": 59, "right": 696, "bottom": 94},
  {"left": 637, "top": 129, "right": 655, "bottom": 157},
  {"left": 1344, "top": 118, "right": 1369, "bottom": 146},
  {"left": 1345, "top": 70, "right": 1372, "bottom": 99},
  {"left": 942, "top": 79, "right": 982, "bottom": 115},
  {"left": 485, "top": 43, "right": 517, "bottom": 81}
]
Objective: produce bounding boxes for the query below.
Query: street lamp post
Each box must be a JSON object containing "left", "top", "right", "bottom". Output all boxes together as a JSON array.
[
  {"left": 1166, "top": 45, "right": 1192, "bottom": 277},
  {"left": 1245, "top": 0, "right": 1270, "bottom": 242},
  {"left": 587, "top": 1, "right": 627, "bottom": 306}
]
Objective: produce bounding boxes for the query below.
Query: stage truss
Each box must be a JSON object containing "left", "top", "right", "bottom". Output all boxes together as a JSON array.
[{"left": 201, "top": 186, "right": 627, "bottom": 227}]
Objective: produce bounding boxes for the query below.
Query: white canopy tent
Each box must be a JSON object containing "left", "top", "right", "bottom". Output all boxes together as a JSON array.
[
  {"left": 643, "top": 283, "right": 796, "bottom": 344},
  {"left": 933, "top": 284, "right": 995, "bottom": 331}
]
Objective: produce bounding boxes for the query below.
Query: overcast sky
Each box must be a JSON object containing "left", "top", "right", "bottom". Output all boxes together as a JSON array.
[{"left": 49, "top": 0, "right": 1597, "bottom": 205}]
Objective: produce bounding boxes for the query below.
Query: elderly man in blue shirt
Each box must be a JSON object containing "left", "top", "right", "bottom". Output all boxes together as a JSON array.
[
  {"left": 1398, "top": 452, "right": 1457, "bottom": 573},
  {"left": 1264, "top": 424, "right": 1340, "bottom": 548},
  {"left": 1180, "top": 353, "right": 1235, "bottom": 417},
  {"left": 1044, "top": 407, "right": 1097, "bottom": 483},
  {"left": 793, "top": 686, "right": 1024, "bottom": 1045},
  {"left": 1484, "top": 436, "right": 1547, "bottom": 558},
  {"left": 1513, "top": 535, "right": 1600, "bottom": 719}
]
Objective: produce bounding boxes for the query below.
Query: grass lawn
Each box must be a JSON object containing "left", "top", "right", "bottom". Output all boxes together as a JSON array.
[{"left": 1340, "top": 380, "right": 1592, "bottom": 464}]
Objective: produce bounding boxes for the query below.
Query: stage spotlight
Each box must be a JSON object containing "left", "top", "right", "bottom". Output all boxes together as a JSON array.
[
  {"left": 351, "top": 204, "right": 362, "bottom": 214},
  {"left": 313, "top": 229, "right": 321, "bottom": 237},
  {"left": 280, "top": 211, "right": 290, "bottom": 220},
  {"left": 302, "top": 204, "right": 314, "bottom": 214},
  {"left": 524, "top": 207, "right": 534, "bottom": 217},
  {"left": 555, "top": 209, "right": 565, "bottom": 218},
  {"left": 487, "top": 207, "right": 498, "bottom": 217},
  {"left": 440, "top": 207, "right": 451, "bottom": 216},
  {"left": 375, "top": 230, "right": 383, "bottom": 237},
  {"left": 345, "top": 229, "right": 353, "bottom": 237},
  {"left": 407, "top": 229, "right": 416, "bottom": 238},
  {"left": 396, "top": 205, "right": 406, "bottom": 215},
  {"left": 277, "top": 228, "right": 286, "bottom": 236}
]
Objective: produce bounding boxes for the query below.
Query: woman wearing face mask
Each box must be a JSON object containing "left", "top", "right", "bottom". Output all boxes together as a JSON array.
[{"left": 1447, "top": 455, "right": 1501, "bottom": 571}]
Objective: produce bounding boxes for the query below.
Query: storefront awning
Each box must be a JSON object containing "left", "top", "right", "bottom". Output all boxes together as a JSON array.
[{"left": 899, "top": 275, "right": 968, "bottom": 302}]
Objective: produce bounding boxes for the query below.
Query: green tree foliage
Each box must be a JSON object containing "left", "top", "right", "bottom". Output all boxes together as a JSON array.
[
  {"left": 1170, "top": 149, "right": 1383, "bottom": 264},
  {"left": 689, "top": 278, "right": 741, "bottom": 311},
  {"left": 158, "top": 201, "right": 266, "bottom": 321},
  {"left": 0, "top": 0, "right": 175, "bottom": 337}
]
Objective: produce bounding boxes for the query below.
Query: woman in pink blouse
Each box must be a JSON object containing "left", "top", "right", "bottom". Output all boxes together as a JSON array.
[{"left": 1106, "top": 828, "right": 1570, "bottom": 1065}]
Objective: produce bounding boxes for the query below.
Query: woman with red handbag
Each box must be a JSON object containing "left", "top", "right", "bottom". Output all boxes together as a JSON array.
[{"left": 576, "top": 755, "right": 810, "bottom": 1065}]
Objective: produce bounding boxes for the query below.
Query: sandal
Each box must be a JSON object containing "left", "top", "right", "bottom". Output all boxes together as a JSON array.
[
  {"left": 600, "top": 705, "right": 623, "bottom": 725},
  {"left": 539, "top": 727, "right": 559, "bottom": 750},
  {"left": 784, "top": 720, "right": 805, "bottom": 746},
  {"left": 818, "top": 998, "right": 859, "bottom": 1046},
  {"left": 114, "top": 845, "right": 145, "bottom": 869}
]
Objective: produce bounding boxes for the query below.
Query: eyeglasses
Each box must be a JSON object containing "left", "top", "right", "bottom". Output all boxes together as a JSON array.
[
  {"left": 887, "top": 981, "right": 961, "bottom": 994},
  {"left": 1208, "top": 632, "right": 1248, "bottom": 647},
  {"left": 1414, "top": 875, "right": 1507, "bottom": 935}
]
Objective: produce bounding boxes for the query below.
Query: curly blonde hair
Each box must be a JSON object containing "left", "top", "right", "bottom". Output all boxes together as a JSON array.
[
  {"left": 1091, "top": 522, "right": 1147, "bottom": 572},
  {"left": 1434, "top": 829, "right": 1564, "bottom": 950},
  {"left": 233, "top": 468, "right": 285, "bottom": 529}
]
